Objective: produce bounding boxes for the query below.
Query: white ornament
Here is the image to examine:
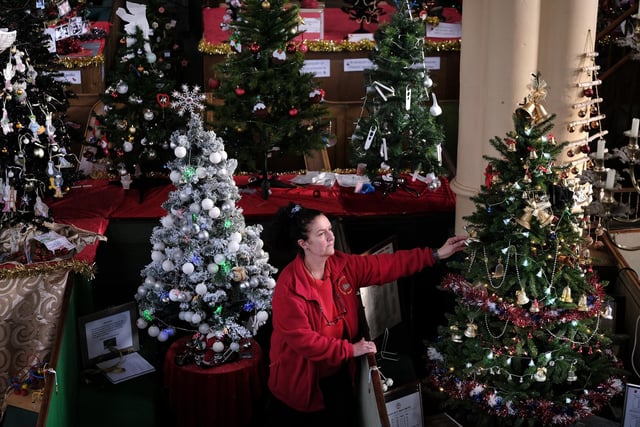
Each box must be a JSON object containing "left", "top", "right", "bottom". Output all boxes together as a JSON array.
[
  {"left": 207, "top": 263, "right": 219, "bottom": 274},
  {"left": 147, "top": 325, "right": 160, "bottom": 337},
  {"left": 169, "top": 289, "right": 181, "bottom": 301},
  {"left": 228, "top": 241, "right": 240, "bottom": 253},
  {"left": 174, "top": 146, "right": 187, "bottom": 158},
  {"left": 162, "top": 259, "right": 175, "bottom": 271},
  {"left": 201, "top": 198, "right": 214, "bottom": 211},
  {"left": 212, "top": 341, "right": 225, "bottom": 353},
  {"left": 136, "top": 318, "right": 148, "bottom": 329},
  {"left": 214, "top": 254, "right": 226, "bottom": 264},
  {"left": 209, "top": 152, "right": 222, "bottom": 164},
  {"left": 182, "top": 262, "right": 195, "bottom": 274},
  {"left": 169, "top": 170, "right": 182, "bottom": 183},
  {"left": 209, "top": 206, "right": 221, "bottom": 218},
  {"left": 151, "top": 250, "right": 164, "bottom": 262},
  {"left": 123, "top": 141, "right": 134, "bottom": 152},
  {"left": 195, "top": 283, "right": 208, "bottom": 295}
]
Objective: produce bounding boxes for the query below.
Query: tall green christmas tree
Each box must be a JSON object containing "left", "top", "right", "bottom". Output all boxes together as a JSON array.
[
  {"left": 0, "top": 1, "right": 78, "bottom": 225},
  {"left": 91, "top": 0, "right": 185, "bottom": 183},
  {"left": 426, "top": 75, "right": 623, "bottom": 426},
  {"left": 350, "top": 0, "right": 446, "bottom": 194},
  {"left": 210, "top": 0, "right": 329, "bottom": 198}
]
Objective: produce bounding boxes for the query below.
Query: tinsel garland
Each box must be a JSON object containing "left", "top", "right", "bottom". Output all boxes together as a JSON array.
[
  {"left": 441, "top": 273, "right": 606, "bottom": 328},
  {"left": 0, "top": 259, "right": 96, "bottom": 281},
  {"left": 197, "top": 37, "right": 460, "bottom": 55},
  {"left": 428, "top": 369, "right": 623, "bottom": 426},
  {"left": 55, "top": 54, "right": 104, "bottom": 69}
]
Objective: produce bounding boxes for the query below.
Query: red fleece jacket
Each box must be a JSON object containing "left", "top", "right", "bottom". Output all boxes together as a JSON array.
[{"left": 268, "top": 246, "right": 437, "bottom": 412}]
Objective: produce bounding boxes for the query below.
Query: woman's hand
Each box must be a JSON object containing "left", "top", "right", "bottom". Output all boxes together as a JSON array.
[
  {"left": 435, "top": 235, "right": 468, "bottom": 260},
  {"left": 352, "top": 337, "right": 377, "bottom": 357}
]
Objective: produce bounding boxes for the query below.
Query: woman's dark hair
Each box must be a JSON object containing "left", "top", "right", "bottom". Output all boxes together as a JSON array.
[{"left": 266, "top": 203, "right": 323, "bottom": 257}]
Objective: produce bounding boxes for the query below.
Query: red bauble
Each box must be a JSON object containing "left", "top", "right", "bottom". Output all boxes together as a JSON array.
[
  {"left": 299, "top": 44, "right": 308, "bottom": 53},
  {"left": 286, "top": 43, "right": 297, "bottom": 54},
  {"left": 249, "top": 42, "right": 261, "bottom": 53},
  {"left": 208, "top": 78, "right": 221, "bottom": 89},
  {"left": 288, "top": 107, "right": 299, "bottom": 116},
  {"left": 583, "top": 87, "right": 594, "bottom": 97},
  {"left": 580, "top": 144, "right": 590, "bottom": 154},
  {"left": 235, "top": 87, "right": 246, "bottom": 96}
]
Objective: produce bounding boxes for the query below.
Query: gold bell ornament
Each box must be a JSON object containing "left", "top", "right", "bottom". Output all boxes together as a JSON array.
[
  {"left": 567, "top": 366, "right": 577, "bottom": 382},
  {"left": 560, "top": 286, "right": 573, "bottom": 303},
  {"left": 531, "top": 200, "right": 554, "bottom": 227},
  {"left": 534, "top": 367, "right": 547, "bottom": 382},
  {"left": 450, "top": 325, "right": 463, "bottom": 343},
  {"left": 516, "top": 207, "right": 533, "bottom": 230},
  {"left": 533, "top": 103, "right": 549, "bottom": 124},
  {"left": 516, "top": 288, "right": 530, "bottom": 305},
  {"left": 464, "top": 322, "right": 478, "bottom": 338},
  {"left": 516, "top": 101, "right": 536, "bottom": 122},
  {"left": 577, "top": 294, "right": 589, "bottom": 312}
]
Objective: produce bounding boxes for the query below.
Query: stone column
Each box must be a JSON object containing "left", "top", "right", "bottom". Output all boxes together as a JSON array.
[
  {"left": 451, "top": 0, "right": 541, "bottom": 234},
  {"left": 538, "top": 0, "right": 599, "bottom": 165}
]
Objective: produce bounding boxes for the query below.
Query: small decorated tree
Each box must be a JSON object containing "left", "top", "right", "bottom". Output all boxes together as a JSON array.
[
  {"left": 135, "top": 89, "right": 277, "bottom": 367},
  {"left": 91, "top": 0, "right": 185, "bottom": 184},
  {"left": 0, "top": 2, "right": 78, "bottom": 224},
  {"left": 350, "top": 1, "right": 446, "bottom": 194},
  {"left": 211, "top": 0, "right": 329, "bottom": 198}
]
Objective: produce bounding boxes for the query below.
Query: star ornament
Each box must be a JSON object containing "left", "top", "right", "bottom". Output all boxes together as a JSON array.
[{"left": 171, "top": 84, "right": 207, "bottom": 116}]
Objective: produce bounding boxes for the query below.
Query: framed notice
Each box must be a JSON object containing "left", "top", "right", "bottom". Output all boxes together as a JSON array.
[
  {"left": 385, "top": 383, "right": 423, "bottom": 427},
  {"left": 623, "top": 383, "right": 640, "bottom": 427},
  {"left": 78, "top": 301, "right": 140, "bottom": 368}
]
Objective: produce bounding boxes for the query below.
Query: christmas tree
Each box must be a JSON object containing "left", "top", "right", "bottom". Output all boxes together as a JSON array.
[
  {"left": 90, "top": 0, "right": 185, "bottom": 183},
  {"left": 0, "top": 2, "right": 78, "bottom": 224},
  {"left": 210, "top": 0, "right": 329, "bottom": 198},
  {"left": 135, "top": 91, "right": 277, "bottom": 367},
  {"left": 426, "top": 75, "right": 624, "bottom": 426},
  {"left": 350, "top": 1, "right": 446, "bottom": 194}
]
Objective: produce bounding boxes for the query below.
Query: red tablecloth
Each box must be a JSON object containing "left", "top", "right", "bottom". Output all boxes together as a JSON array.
[
  {"left": 48, "top": 174, "right": 455, "bottom": 221},
  {"left": 164, "top": 336, "right": 265, "bottom": 427}
]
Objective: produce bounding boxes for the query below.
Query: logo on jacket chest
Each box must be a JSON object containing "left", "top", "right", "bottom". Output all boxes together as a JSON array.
[{"left": 336, "top": 276, "right": 353, "bottom": 295}]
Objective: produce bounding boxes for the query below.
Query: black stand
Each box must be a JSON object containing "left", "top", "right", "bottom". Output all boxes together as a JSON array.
[
  {"left": 372, "top": 176, "right": 421, "bottom": 198},
  {"left": 240, "top": 154, "right": 294, "bottom": 200}
]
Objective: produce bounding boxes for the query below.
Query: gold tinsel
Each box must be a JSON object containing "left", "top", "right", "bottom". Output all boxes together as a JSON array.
[
  {"left": 56, "top": 54, "right": 104, "bottom": 69},
  {"left": 198, "top": 37, "right": 460, "bottom": 55},
  {"left": 0, "top": 259, "right": 96, "bottom": 281}
]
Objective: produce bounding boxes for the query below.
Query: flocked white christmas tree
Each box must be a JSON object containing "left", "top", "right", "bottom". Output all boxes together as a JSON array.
[{"left": 135, "top": 88, "right": 277, "bottom": 366}]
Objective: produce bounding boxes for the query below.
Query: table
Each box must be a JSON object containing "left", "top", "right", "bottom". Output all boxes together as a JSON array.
[
  {"left": 48, "top": 174, "right": 456, "bottom": 221},
  {"left": 163, "top": 336, "right": 265, "bottom": 427}
]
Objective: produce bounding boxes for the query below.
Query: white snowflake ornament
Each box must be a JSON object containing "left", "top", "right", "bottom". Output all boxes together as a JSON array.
[{"left": 171, "top": 84, "right": 206, "bottom": 116}]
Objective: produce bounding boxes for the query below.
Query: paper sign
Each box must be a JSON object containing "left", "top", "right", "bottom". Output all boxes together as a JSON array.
[
  {"left": 344, "top": 58, "right": 373, "bottom": 72},
  {"left": 302, "top": 59, "right": 330, "bottom": 78},
  {"left": 55, "top": 70, "right": 82, "bottom": 85},
  {"left": 348, "top": 33, "right": 374, "bottom": 42},
  {"left": 425, "top": 57, "right": 441, "bottom": 71},
  {"left": 427, "top": 22, "right": 462, "bottom": 39}
]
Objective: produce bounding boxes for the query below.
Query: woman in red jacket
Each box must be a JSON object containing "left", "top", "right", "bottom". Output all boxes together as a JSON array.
[{"left": 265, "top": 203, "right": 467, "bottom": 427}]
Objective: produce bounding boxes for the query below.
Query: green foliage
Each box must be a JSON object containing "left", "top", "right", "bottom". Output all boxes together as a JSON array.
[
  {"left": 426, "top": 77, "right": 623, "bottom": 426},
  {"left": 211, "top": 0, "right": 329, "bottom": 172},
  {"left": 350, "top": 5, "right": 446, "bottom": 181},
  {"left": 93, "top": 0, "right": 185, "bottom": 177}
]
